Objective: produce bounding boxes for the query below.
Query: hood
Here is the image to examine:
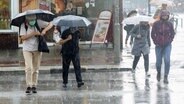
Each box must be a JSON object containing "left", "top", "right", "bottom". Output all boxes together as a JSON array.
[{"left": 160, "top": 10, "right": 170, "bottom": 18}]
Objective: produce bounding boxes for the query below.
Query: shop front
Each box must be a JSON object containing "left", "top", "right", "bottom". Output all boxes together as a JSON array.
[
  {"left": 0, "top": 0, "right": 19, "bottom": 49},
  {"left": 1, "top": 0, "right": 115, "bottom": 49}
]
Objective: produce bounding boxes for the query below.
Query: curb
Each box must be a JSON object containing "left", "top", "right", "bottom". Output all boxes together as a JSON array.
[{"left": 0, "top": 66, "right": 132, "bottom": 75}]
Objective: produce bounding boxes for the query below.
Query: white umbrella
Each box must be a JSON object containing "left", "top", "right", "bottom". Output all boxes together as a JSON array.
[
  {"left": 122, "top": 15, "right": 154, "bottom": 25},
  {"left": 150, "top": 0, "right": 175, "bottom": 7},
  {"left": 52, "top": 15, "right": 91, "bottom": 27}
]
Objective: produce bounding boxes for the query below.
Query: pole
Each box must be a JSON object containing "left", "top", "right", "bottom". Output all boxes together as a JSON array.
[
  {"left": 113, "top": 0, "right": 121, "bottom": 63},
  {"left": 148, "top": 0, "right": 151, "bottom": 15},
  {"left": 119, "top": 0, "right": 123, "bottom": 50}
]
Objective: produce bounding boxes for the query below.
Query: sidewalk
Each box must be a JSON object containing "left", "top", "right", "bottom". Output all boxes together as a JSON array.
[{"left": 0, "top": 43, "right": 133, "bottom": 74}]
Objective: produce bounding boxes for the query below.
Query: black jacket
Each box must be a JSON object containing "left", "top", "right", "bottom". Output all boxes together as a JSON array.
[{"left": 61, "top": 29, "right": 80, "bottom": 55}]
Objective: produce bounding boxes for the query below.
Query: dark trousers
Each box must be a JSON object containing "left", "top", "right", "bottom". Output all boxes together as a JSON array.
[
  {"left": 125, "top": 32, "right": 134, "bottom": 44},
  {"left": 132, "top": 54, "right": 149, "bottom": 72},
  {"left": 62, "top": 53, "right": 83, "bottom": 84}
]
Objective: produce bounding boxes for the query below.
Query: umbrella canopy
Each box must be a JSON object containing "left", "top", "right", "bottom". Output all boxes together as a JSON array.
[
  {"left": 52, "top": 15, "right": 91, "bottom": 27},
  {"left": 122, "top": 15, "right": 154, "bottom": 25},
  {"left": 150, "top": 0, "right": 175, "bottom": 7},
  {"left": 127, "top": 10, "right": 138, "bottom": 17},
  {"left": 11, "top": 9, "right": 56, "bottom": 27}
]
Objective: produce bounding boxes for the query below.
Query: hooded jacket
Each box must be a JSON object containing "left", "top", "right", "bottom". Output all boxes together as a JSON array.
[{"left": 151, "top": 10, "right": 175, "bottom": 47}]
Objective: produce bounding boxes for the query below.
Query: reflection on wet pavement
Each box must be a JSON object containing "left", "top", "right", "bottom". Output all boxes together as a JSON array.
[{"left": 0, "top": 69, "right": 184, "bottom": 104}]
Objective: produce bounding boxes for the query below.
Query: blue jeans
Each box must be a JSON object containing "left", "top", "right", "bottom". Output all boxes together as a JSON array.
[{"left": 155, "top": 44, "right": 172, "bottom": 76}]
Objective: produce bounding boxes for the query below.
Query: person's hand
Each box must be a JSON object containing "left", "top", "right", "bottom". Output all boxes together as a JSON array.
[
  {"left": 33, "top": 31, "right": 41, "bottom": 36},
  {"left": 67, "top": 35, "right": 72, "bottom": 40},
  {"left": 41, "top": 30, "right": 46, "bottom": 36},
  {"left": 54, "top": 41, "right": 61, "bottom": 45}
]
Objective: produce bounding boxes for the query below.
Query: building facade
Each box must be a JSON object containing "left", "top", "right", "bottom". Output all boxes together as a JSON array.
[{"left": 0, "top": 0, "right": 115, "bottom": 49}]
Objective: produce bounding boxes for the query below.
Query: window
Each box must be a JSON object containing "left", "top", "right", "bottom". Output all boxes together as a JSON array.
[
  {"left": 0, "top": 0, "right": 11, "bottom": 29},
  {"left": 20, "top": 0, "right": 66, "bottom": 15}
]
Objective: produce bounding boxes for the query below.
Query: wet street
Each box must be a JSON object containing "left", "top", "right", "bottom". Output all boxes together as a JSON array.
[
  {"left": 0, "top": 21, "right": 184, "bottom": 104},
  {"left": 0, "top": 13, "right": 184, "bottom": 104},
  {"left": 0, "top": 68, "right": 184, "bottom": 104}
]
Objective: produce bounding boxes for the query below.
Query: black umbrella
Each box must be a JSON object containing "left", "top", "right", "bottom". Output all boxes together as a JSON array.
[
  {"left": 10, "top": 9, "right": 56, "bottom": 27},
  {"left": 127, "top": 10, "right": 138, "bottom": 17}
]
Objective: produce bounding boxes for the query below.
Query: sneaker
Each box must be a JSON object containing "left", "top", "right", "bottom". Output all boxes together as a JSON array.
[
  {"left": 25, "top": 87, "right": 31, "bottom": 94},
  {"left": 146, "top": 72, "right": 151, "bottom": 77},
  {"left": 77, "top": 82, "right": 84, "bottom": 88},
  {"left": 63, "top": 84, "right": 67, "bottom": 88},
  {"left": 32, "top": 87, "right": 37, "bottom": 93},
  {"left": 131, "top": 69, "right": 135, "bottom": 74},
  {"left": 163, "top": 79, "right": 169, "bottom": 84}
]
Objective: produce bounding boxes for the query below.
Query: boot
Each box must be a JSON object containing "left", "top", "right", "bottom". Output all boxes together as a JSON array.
[
  {"left": 157, "top": 72, "right": 161, "bottom": 82},
  {"left": 164, "top": 75, "right": 169, "bottom": 84}
]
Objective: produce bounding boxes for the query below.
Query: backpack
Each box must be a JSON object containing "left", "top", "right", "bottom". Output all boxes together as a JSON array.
[{"left": 19, "top": 21, "right": 49, "bottom": 53}]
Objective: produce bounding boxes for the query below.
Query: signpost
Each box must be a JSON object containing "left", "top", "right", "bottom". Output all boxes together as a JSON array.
[{"left": 91, "top": 11, "right": 112, "bottom": 44}]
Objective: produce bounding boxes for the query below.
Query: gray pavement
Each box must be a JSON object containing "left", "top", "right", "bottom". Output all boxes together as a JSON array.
[
  {"left": 0, "top": 14, "right": 184, "bottom": 104},
  {"left": 0, "top": 27, "right": 183, "bottom": 104},
  {"left": 0, "top": 69, "right": 184, "bottom": 104}
]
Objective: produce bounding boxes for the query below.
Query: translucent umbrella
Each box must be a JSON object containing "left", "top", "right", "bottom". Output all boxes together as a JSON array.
[
  {"left": 52, "top": 15, "right": 91, "bottom": 27},
  {"left": 122, "top": 15, "right": 154, "bottom": 25},
  {"left": 150, "top": 0, "right": 175, "bottom": 7}
]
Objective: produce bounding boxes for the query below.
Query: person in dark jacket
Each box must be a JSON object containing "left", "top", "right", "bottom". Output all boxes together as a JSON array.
[
  {"left": 43, "top": 23, "right": 84, "bottom": 88},
  {"left": 60, "top": 27, "right": 84, "bottom": 88},
  {"left": 130, "top": 21, "right": 151, "bottom": 77},
  {"left": 124, "top": 10, "right": 137, "bottom": 45},
  {"left": 151, "top": 10, "right": 175, "bottom": 84},
  {"left": 124, "top": 24, "right": 134, "bottom": 45}
]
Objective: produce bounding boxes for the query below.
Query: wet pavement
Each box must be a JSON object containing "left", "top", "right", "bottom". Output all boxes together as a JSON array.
[
  {"left": 0, "top": 14, "right": 184, "bottom": 104},
  {"left": 0, "top": 69, "right": 184, "bottom": 104}
]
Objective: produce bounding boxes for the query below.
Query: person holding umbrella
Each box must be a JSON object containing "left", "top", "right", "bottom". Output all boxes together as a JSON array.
[
  {"left": 19, "top": 14, "right": 51, "bottom": 94},
  {"left": 153, "top": 3, "right": 169, "bottom": 20},
  {"left": 129, "top": 21, "right": 151, "bottom": 77},
  {"left": 124, "top": 10, "right": 137, "bottom": 45},
  {"left": 11, "top": 9, "right": 55, "bottom": 94},
  {"left": 43, "top": 23, "right": 84, "bottom": 88},
  {"left": 42, "top": 15, "right": 91, "bottom": 88},
  {"left": 61, "top": 27, "right": 84, "bottom": 88}
]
